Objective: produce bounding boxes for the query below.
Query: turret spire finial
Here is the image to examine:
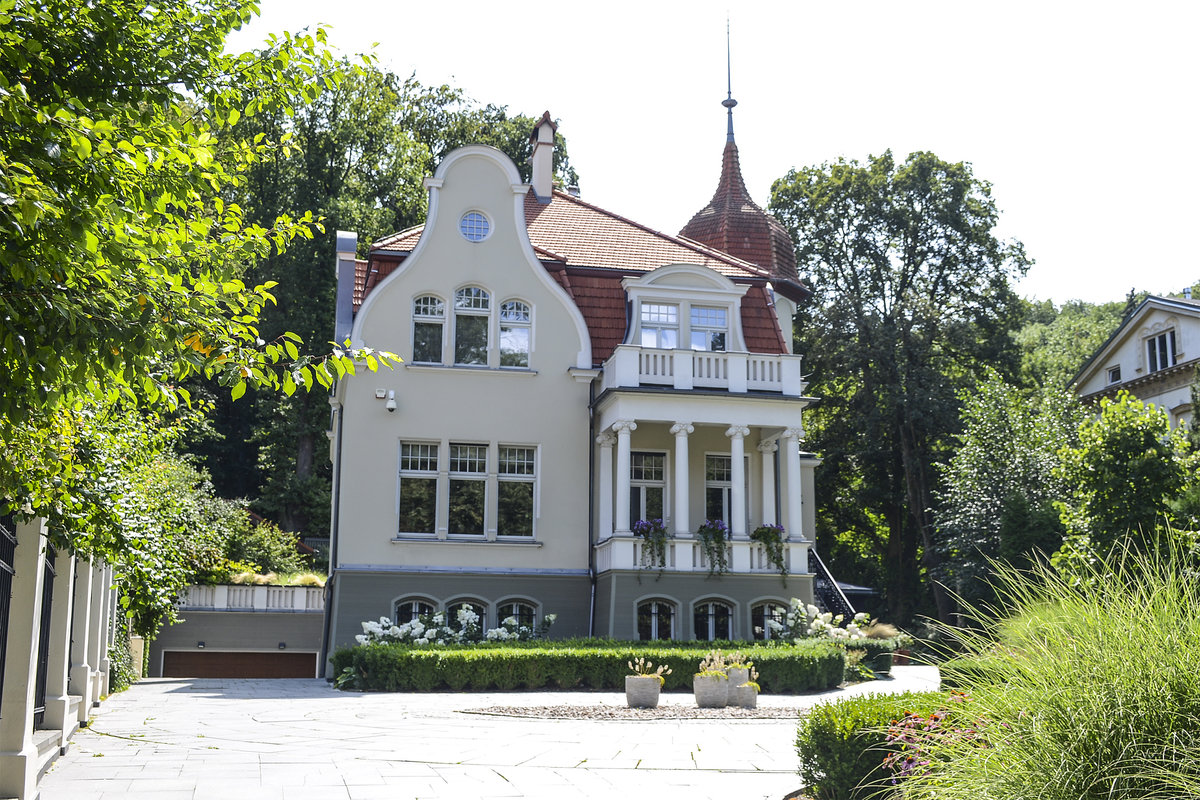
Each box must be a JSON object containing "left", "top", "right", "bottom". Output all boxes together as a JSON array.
[{"left": 722, "top": 17, "right": 737, "bottom": 142}]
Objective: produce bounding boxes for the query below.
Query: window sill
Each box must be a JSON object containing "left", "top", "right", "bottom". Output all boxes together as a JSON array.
[
  {"left": 405, "top": 364, "right": 538, "bottom": 376},
  {"left": 391, "top": 537, "right": 542, "bottom": 547}
]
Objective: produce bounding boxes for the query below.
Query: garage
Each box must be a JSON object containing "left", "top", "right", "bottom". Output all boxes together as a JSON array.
[{"left": 162, "top": 650, "right": 318, "bottom": 678}]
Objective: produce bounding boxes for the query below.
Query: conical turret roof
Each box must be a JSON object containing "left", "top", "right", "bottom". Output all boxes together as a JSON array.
[{"left": 680, "top": 136, "right": 800, "bottom": 289}]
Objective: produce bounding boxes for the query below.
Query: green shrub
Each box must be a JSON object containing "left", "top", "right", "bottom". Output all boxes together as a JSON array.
[
  {"left": 796, "top": 691, "right": 949, "bottom": 800},
  {"left": 330, "top": 641, "right": 844, "bottom": 693}
]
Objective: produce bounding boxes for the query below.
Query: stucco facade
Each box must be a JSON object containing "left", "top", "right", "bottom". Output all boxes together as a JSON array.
[{"left": 322, "top": 118, "right": 822, "bottom": 674}]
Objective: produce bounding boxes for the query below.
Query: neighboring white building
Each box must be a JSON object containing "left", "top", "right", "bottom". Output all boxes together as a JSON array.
[
  {"left": 1073, "top": 294, "right": 1200, "bottom": 427},
  {"left": 321, "top": 111, "right": 842, "bottom": 672}
]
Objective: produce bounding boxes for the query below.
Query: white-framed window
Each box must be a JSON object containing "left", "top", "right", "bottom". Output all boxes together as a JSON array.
[
  {"left": 497, "top": 600, "right": 537, "bottom": 629},
  {"left": 637, "top": 599, "right": 675, "bottom": 641},
  {"left": 704, "top": 454, "right": 749, "bottom": 528},
  {"left": 640, "top": 303, "right": 679, "bottom": 349},
  {"left": 497, "top": 445, "right": 535, "bottom": 537},
  {"left": 446, "top": 598, "right": 486, "bottom": 630},
  {"left": 690, "top": 306, "right": 728, "bottom": 351},
  {"left": 398, "top": 442, "right": 438, "bottom": 535},
  {"left": 499, "top": 300, "right": 531, "bottom": 368},
  {"left": 751, "top": 602, "right": 788, "bottom": 641},
  {"left": 448, "top": 443, "right": 486, "bottom": 536},
  {"left": 454, "top": 286, "right": 490, "bottom": 365},
  {"left": 1147, "top": 330, "right": 1177, "bottom": 373},
  {"left": 693, "top": 599, "right": 733, "bottom": 641},
  {"left": 459, "top": 211, "right": 491, "bottom": 242},
  {"left": 394, "top": 597, "right": 435, "bottom": 623},
  {"left": 412, "top": 295, "right": 445, "bottom": 363},
  {"left": 629, "top": 451, "right": 666, "bottom": 529},
  {"left": 1107, "top": 365, "right": 1121, "bottom": 384}
]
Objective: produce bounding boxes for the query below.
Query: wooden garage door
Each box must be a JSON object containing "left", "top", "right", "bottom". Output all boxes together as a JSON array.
[{"left": 163, "top": 651, "right": 317, "bottom": 678}]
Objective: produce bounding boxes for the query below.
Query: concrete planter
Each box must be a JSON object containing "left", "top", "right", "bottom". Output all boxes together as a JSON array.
[
  {"left": 726, "top": 667, "right": 750, "bottom": 686},
  {"left": 625, "top": 676, "right": 662, "bottom": 708},
  {"left": 730, "top": 683, "right": 758, "bottom": 709},
  {"left": 693, "top": 674, "right": 729, "bottom": 708}
]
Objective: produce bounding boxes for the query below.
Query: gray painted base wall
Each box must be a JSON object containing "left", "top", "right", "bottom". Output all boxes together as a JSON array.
[
  {"left": 148, "top": 611, "right": 324, "bottom": 677},
  {"left": 325, "top": 571, "right": 594, "bottom": 675},
  {"left": 594, "top": 571, "right": 814, "bottom": 640}
]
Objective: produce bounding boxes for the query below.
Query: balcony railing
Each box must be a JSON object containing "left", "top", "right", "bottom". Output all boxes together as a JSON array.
[
  {"left": 179, "top": 584, "right": 325, "bottom": 613},
  {"left": 595, "top": 536, "right": 809, "bottom": 574},
  {"left": 601, "top": 345, "right": 805, "bottom": 396}
]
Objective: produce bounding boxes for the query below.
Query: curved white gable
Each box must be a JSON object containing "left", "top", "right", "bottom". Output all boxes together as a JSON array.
[{"left": 352, "top": 145, "right": 592, "bottom": 369}]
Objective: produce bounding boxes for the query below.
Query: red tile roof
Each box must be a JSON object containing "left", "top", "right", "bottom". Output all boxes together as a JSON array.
[{"left": 360, "top": 188, "right": 791, "bottom": 363}]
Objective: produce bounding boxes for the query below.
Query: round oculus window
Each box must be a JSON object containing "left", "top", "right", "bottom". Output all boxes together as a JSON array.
[{"left": 459, "top": 211, "right": 490, "bottom": 242}]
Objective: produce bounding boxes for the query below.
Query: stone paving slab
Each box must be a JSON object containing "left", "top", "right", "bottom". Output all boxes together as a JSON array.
[{"left": 39, "top": 666, "right": 939, "bottom": 800}]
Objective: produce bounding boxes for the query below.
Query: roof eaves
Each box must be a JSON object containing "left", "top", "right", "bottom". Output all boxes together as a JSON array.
[{"left": 1069, "top": 295, "right": 1200, "bottom": 389}]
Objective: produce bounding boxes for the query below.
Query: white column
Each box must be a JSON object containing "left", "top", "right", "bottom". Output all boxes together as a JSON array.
[
  {"left": 670, "top": 422, "right": 693, "bottom": 536},
  {"left": 612, "top": 420, "right": 637, "bottom": 534},
  {"left": 758, "top": 440, "right": 778, "bottom": 526},
  {"left": 726, "top": 426, "right": 749, "bottom": 537},
  {"left": 0, "top": 518, "right": 49, "bottom": 800},
  {"left": 43, "top": 550, "right": 77, "bottom": 739},
  {"left": 69, "top": 556, "right": 94, "bottom": 725},
  {"left": 99, "top": 564, "right": 114, "bottom": 697},
  {"left": 782, "top": 426, "right": 804, "bottom": 541},
  {"left": 596, "top": 431, "right": 616, "bottom": 541},
  {"left": 87, "top": 561, "right": 106, "bottom": 708}
]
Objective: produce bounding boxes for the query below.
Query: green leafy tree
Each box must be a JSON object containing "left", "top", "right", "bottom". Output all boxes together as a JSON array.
[
  {"left": 1054, "top": 391, "right": 1190, "bottom": 560},
  {"left": 770, "top": 151, "right": 1030, "bottom": 622},
  {"left": 1015, "top": 298, "right": 1131, "bottom": 390},
  {"left": 936, "top": 373, "right": 1085, "bottom": 606},
  {"left": 0, "top": 1, "right": 394, "bottom": 587}
]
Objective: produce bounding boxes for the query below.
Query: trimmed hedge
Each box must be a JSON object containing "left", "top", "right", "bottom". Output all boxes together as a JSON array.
[
  {"left": 331, "top": 640, "right": 844, "bottom": 693},
  {"left": 795, "top": 690, "right": 949, "bottom": 800},
  {"left": 843, "top": 638, "right": 897, "bottom": 674}
]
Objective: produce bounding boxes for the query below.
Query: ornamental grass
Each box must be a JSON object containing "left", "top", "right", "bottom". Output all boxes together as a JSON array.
[{"left": 901, "top": 545, "right": 1200, "bottom": 800}]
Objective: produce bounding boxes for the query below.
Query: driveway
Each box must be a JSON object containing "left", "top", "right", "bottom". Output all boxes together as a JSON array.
[{"left": 40, "top": 666, "right": 939, "bottom": 799}]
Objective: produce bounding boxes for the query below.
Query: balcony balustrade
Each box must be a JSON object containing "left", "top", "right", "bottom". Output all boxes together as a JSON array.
[
  {"left": 594, "top": 536, "right": 809, "bottom": 574},
  {"left": 601, "top": 345, "right": 805, "bottom": 397},
  {"left": 179, "top": 584, "right": 325, "bottom": 613}
]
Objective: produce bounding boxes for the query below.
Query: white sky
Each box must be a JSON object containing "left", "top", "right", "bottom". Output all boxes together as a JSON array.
[{"left": 227, "top": 0, "right": 1199, "bottom": 305}]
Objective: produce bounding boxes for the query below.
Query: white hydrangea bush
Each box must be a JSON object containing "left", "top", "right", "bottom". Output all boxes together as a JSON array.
[
  {"left": 354, "top": 608, "right": 557, "bottom": 647},
  {"left": 766, "top": 599, "right": 871, "bottom": 641}
]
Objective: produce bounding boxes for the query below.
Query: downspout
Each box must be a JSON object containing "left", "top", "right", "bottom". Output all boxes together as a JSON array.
[{"left": 587, "top": 377, "right": 597, "bottom": 638}]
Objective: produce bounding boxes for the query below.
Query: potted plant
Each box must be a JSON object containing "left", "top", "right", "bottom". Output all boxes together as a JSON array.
[
  {"left": 626, "top": 657, "right": 672, "bottom": 708},
  {"left": 732, "top": 672, "right": 760, "bottom": 709},
  {"left": 693, "top": 650, "right": 729, "bottom": 708},
  {"left": 725, "top": 651, "right": 759, "bottom": 708},
  {"left": 749, "top": 523, "right": 787, "bottom": 577},
  {"left": 695, "top": 519, "right": 730, "bottom": 575},
  {"left": 632, "top": 518, "right": 669, "bottom": 570}
]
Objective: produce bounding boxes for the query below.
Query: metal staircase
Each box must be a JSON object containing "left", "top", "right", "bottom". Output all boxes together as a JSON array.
[{"left": 808, "top": 548, "right": 856, "bottom": 619}]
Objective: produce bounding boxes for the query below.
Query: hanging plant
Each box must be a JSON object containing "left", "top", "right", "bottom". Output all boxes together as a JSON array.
[
  {"left": 696, "top": 519, "right": 730, "bottom": 575},
  {"left": 750, "top": 523, "right": 788, "bottom": 577},
  {"left": 632, "top": 518, "right": 669, "bottom": 570}
]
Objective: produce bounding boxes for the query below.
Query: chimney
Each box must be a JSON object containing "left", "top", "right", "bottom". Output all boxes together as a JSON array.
[
  {"left": 530, "top": 110, "right": 557, "bottom": 202},
  {"left": 334, "top": 230, "right": 357, "bottom": 345},
  {"left": 1185, "top": 286, "right": 1193, "bottom": 300}
]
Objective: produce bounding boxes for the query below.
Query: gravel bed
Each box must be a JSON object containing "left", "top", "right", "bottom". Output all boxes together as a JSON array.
[{"left": 462, "top": 704, "right": 805, "bottom": 720}]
